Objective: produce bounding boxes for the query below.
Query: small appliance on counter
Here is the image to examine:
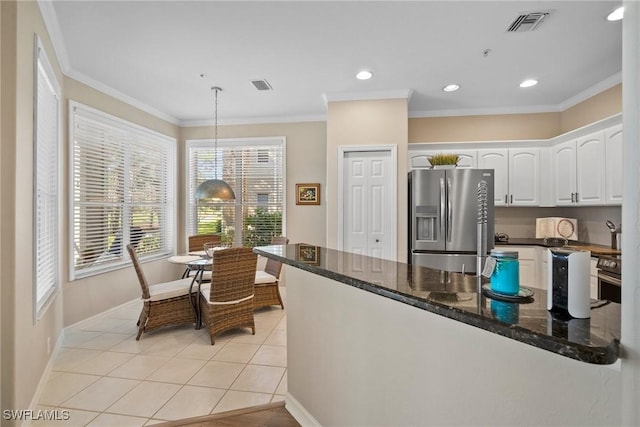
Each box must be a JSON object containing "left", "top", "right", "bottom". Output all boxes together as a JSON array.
[
  {"left": 547, "top": 248, "right": 590, "bottom": 319},
  {"left": 605, "top": 220, "right": 622, "bottom": 250},
  {"left": 494, "top": 232, "right": 509, "bottom": 243},
  {"left": 536, "top": 217, "right": 578, "bottom": 241}
]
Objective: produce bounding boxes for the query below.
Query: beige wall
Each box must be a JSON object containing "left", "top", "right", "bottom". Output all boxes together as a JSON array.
[
  {"left": 326, "top": 98, "right": 409, "bottom": 262},
  {"left": 181, "top": 121, "right": 327, "bottom": 250},
  {"left": 408, "top": 85, "right": 622, "bottom": 143},
  {"left": 409, "top": 112, "right": 561, "bottom": 143},
  {"left": 1, "top": 0, "right": 66, "bottom": 413},
  {"left": 560, "top": 84, "right": 622, "bottom": 133}
]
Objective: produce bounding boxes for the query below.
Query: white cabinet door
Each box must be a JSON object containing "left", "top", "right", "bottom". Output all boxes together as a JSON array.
[
  {"left": 538, "top": 147, "right": 554, "bottom": 207},
  {"left": 477, "top": 148, "right": 509, "bottom": 206},
  {"left": 508, "top": 148, "right": 539, "bottom": 206},
  {"left": 453, "top": 151, "right": 477, "bottom": 169},
  {"left": 552, "top": 140, "right": 577, "bottom": 205},
  {"left": 605, "top": 124, "right": 623, "bottom": 204},
  {"left": 409, "top": 153, "right": 431, "bottom": 170},
  {"left": 576, "top": 131, "right": 606, "bottom": 205}
]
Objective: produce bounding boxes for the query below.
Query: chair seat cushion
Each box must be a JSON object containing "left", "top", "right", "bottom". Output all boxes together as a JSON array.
[
  {"left": 199, "top": 284, "right": 253, "bottom": 305},
  {"left": 147, "top": 278, "right": 195, "bottom": 301},
  {"left": 255, "top": 270, "right": 277, "bottom": 284}
]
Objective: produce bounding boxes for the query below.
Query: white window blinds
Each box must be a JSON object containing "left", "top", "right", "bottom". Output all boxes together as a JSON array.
[
  {"left": 34, "top": 37, "right": 61, "bottom": 319},
  {"left": 186, "top": 138, "right": 285, "bottom": 247},
  {"left": 70, "top": 102, "right": 176, "bottom": 279}
]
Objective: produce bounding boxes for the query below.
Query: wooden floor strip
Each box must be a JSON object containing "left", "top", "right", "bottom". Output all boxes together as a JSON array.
[{"left": 152, "top": 401, "right": 301, "bottom": 427}]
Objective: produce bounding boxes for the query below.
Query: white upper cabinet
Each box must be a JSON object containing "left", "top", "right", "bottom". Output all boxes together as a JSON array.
[
  {"left": 605, "top": 124, "right": 623, "bottom": 204},
  {"left": 552, "top": 131, "right": 607, "bottom": 206},
  {"left": 408, "top": 118, "right": 620, "bottom": 208},
  {"left": 576, "top": 131, "right": 606, "bottom": 205},
  {"left": 477, "top": 149, "right": 508, "bottom": 206},
  {"left": 508, "top": 148, "right": 540, "bottom": 206},
  {"left": 477, "top": 148, "right": 539, "bottom": 206},
  {"left": 552, "top": 140, "right": 577, "bottom": 205}
]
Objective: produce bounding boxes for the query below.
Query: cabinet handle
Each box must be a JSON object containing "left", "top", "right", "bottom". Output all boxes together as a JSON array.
[
  {"left": 575, "top": 192, "right": 579, "bottom": 202},
  {"left": 504, "top": 194, "right": 508, "bottom": 204},
  {"left": 570, "top": 192, "right": 574, "bottom": 203},
  {"left": 510, "top": 195, "right": 513, "bottom": 204}
]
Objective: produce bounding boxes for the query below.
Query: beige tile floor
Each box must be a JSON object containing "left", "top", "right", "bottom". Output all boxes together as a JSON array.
[{"left": 33, "top": 289, "right": 287, "bottom": 426}]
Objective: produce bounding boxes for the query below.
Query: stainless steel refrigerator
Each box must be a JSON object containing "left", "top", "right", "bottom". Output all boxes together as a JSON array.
[{"left": 409, "top": 168, "right": 495, "bottom": 273}]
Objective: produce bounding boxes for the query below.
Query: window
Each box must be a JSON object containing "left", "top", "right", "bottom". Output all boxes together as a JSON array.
[
  {"left": 186, "top": 137, "right": 285, "bottom": 247},
  {"left": 257, "top": 193, "right": 270, "bottom": 206},
  {"left": 34, "top": 36, "right": 61, "bottom": 320},
  {"left": 70, "top": 102, "right": 176, "bottom": 280}
]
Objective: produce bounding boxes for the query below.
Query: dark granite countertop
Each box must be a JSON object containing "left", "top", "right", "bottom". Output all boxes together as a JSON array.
[
  {"left": 495, "top": 238, "right": 621, "bottom": 257},
  {"left": 254, "top": 243, "right": 621, "bottom": 365}
]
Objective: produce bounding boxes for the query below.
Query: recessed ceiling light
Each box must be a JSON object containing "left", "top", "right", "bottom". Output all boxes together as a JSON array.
[
  {"left": 606, "top": 6, "right": 624, "bottom": 22},
  {"left": 442, "top": 84, "right": 460, "bottom": 92},
  {"left": 520, "top": 79, "right": 538, "bottom": 88},
  {"left": 356, "top": 70, "right": 373, "bottom": 80}
]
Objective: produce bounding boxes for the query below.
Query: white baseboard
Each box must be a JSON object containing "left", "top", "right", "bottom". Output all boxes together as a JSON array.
[
  {"left": 285, "top": 393, "right": 322, "bottom": 427},
  {"left": 25, "top": 329, "right": 66, "bottom": 425}
]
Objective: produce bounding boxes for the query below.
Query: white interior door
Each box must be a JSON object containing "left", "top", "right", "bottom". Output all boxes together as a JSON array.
[{"left": 342, "top": 150, "right": 394, "bottom": 260}]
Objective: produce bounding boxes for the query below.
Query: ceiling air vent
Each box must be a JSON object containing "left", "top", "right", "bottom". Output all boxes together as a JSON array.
[
  {"left": 507, "top": 12, "right": 550, "bottom": 32},
  {"left": 251, "top": 79, "right": 273, "bottom": 91}
]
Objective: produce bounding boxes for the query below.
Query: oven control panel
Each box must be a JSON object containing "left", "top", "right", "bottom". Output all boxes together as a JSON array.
[{"left": 596, "top": 256, "right": 621, "bottom": 274}]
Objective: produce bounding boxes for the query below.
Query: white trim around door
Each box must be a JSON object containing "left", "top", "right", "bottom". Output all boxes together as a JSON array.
[{"left": 337, "top": 145, "right": 398, "bottom": 261}]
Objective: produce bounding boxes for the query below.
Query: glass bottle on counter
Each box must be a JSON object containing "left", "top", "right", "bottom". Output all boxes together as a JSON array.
[{"left": 489, "top": 249, "right": 520, "bottom": 295}]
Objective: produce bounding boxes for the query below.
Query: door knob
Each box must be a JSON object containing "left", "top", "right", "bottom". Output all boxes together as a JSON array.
[{"left": 375, "top": 239, "right": 380, "bottom": 243}]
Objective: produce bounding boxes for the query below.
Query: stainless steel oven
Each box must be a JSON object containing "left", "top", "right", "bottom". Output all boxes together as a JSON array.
[{"left": 596, "top": 256, "right": 621, "bottom": 303}]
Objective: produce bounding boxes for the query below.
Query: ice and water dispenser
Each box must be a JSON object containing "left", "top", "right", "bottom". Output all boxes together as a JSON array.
[{"left": 415, "top": 205, "right": 438, "bottom": 242}]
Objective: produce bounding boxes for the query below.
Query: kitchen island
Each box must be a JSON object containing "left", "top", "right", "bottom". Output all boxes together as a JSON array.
[{"left": 255, "top": 243, "right": 622, "bottom": 426}]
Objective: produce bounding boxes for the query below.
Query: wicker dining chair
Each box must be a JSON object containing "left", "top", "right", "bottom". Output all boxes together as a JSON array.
[
  {"left": 127, "top": 244, "right": 197, "bottom": 340},
  {"left": 254, "top": 236, "right": 289, "bottom": 310},
  {"left": 198, "top": 247, "right": 257, "bottom": 345},
  {"left": 188, "top": 234, "right": 222, "bottom": 252},
  {"left": 183, "top": 234, "right": 223, "bottom": 281}
]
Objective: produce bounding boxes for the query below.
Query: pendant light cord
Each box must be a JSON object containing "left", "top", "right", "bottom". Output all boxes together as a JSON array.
[{"left": 212, "top": 86, "right": 222, "bottom": 180}]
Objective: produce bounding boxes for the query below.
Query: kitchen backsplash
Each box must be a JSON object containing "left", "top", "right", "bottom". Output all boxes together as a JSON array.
[{"left": 495, "top": 206, "right": 622, "bottom": 247}]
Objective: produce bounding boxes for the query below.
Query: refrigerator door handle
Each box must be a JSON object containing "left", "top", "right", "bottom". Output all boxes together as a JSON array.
[
  {"left": 439, "top": 177, "right": 446, "bottom": 241},
  {"left": 446, "top": 177, "right": 452, "bottom": 241}
]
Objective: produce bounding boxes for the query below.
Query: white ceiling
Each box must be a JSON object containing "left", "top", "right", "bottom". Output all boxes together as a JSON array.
[{"left": 42, "top": 1, "right": 623, "bottom": 126}]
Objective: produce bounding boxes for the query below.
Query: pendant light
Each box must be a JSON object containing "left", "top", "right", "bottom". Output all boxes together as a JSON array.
[{"left": 194, "top": 86, "right": 236, "bottom": 200}]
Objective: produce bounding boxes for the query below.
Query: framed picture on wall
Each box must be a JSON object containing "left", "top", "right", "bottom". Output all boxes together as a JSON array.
[{"left": 296, "top": 183, "right": 320, "bottom": 205}]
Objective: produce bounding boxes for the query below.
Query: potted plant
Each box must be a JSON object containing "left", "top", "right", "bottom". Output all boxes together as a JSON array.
[{"left": 428, "top": 153, "right": 459, "bottom": 169}]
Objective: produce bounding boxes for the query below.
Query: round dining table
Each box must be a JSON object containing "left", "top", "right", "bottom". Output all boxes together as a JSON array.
[{"left": 167, "top": 255, "right": 212, "bottom": 329}]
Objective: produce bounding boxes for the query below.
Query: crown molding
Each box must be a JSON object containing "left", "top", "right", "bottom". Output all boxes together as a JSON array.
[
  {"left": 557, "top": 72, "right": 622, "bottom": 111},
  {"left": 409, "top": 73, "right": 622, "bottom": 119},
  {"left": 38, "top": 0, "right": 71, "bottom": 74},
  {"left": 180, "top": 114, "right": 326, "bottom": 127},
  {"left": 65, "top": 68, "right": 180, "bottom": 125},
  {"left": 322, "top": 89, "right": 414, "bottom": 107},
  {"left": 409, "top": 104, "right": 562, "bottom": 118}
]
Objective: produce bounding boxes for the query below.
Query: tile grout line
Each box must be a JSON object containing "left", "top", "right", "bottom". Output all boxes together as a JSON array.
[{"left": 40, "top": 299, "right": 288, "bottom": 424}]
